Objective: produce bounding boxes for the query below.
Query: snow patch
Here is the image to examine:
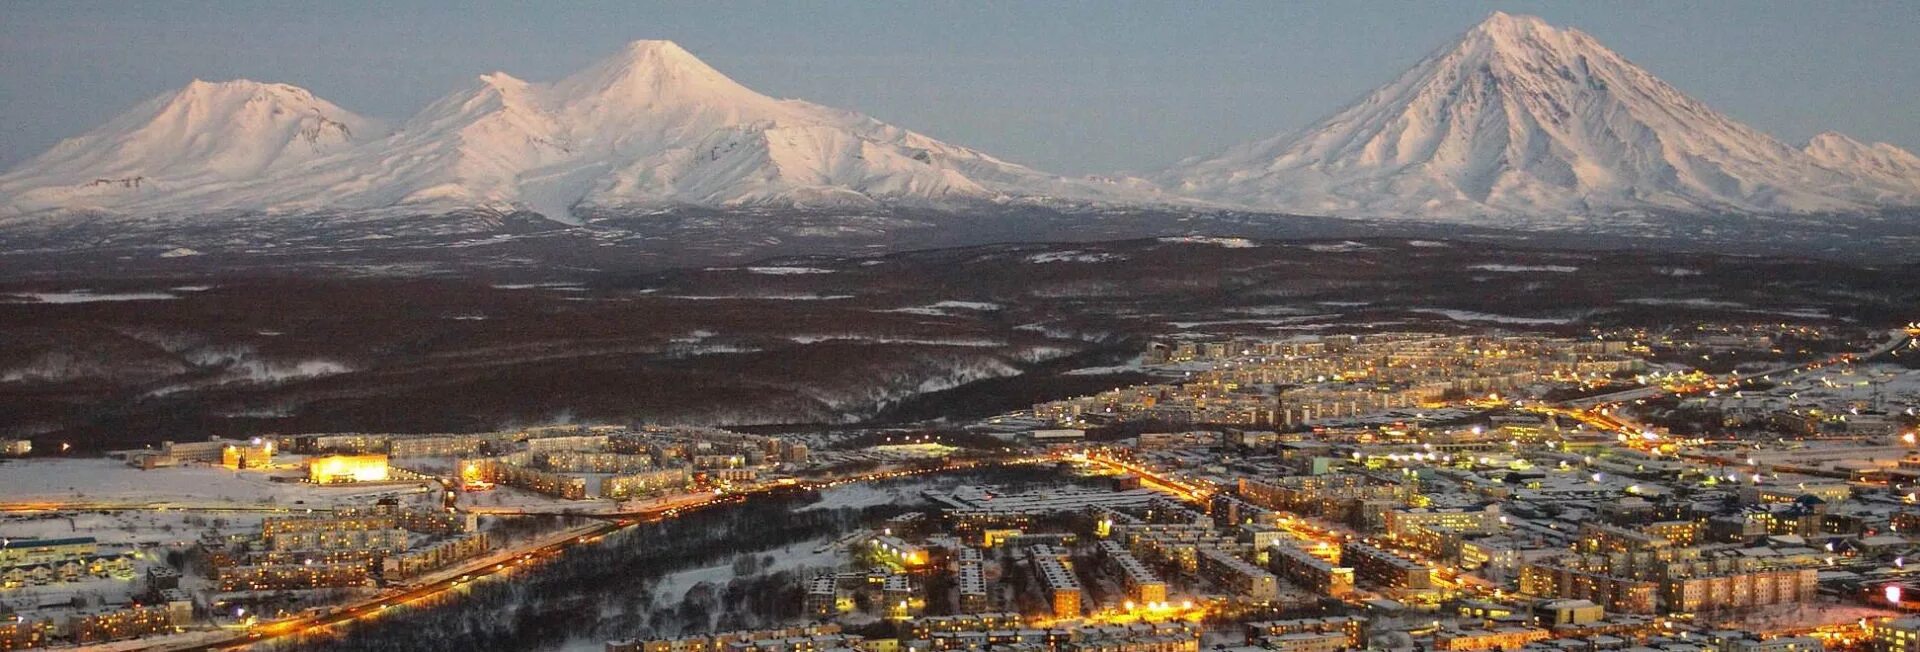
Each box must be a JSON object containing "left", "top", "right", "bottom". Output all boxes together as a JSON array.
[
  {"left": 5, "top": 290, "right": 177, "bottom": 303},
  {"left": 1304, "top": 241, "right": 1371, "bottom": 252},
  {"left": 1413, "top": 309, "right": 1575, "bottom": 325},
  {"left": 1025, "top": 251, "right": 1123, "bottom": 264},
  {"left": 742, "top": 266, "right": 834, "bottom": 275},
  {"left": 1159, "top": 235, "right": 1258, "bottom": 248},
  {"left": 1468, "top": 264, "right": 1579, "bottom": 273}
]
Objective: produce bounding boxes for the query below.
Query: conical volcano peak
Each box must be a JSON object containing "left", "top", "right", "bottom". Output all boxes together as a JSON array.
[
  {"left": 1156, "top": 11, "right": 1917, "bottom": 218},
  {"left": 551, "top": 39, "right": 759, "bottom": 104},
  {"left": 1472, "top": 11, "right": 1555, "bottom": 35},
  {"left": 1454, "top": 11, "right": 1600, "bottom": 63}
]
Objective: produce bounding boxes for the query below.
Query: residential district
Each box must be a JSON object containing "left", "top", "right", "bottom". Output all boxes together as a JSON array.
[{"left": 1, "top": 324, "right": 1918, "bottom": 651}]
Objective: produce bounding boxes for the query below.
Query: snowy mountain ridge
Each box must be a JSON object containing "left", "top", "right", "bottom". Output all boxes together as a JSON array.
[
  {"left": 0, "top": 40, "right": 1176, "bottom": 223},
  {"left": 0, "top": 79, "right": 385, "bottom": 215},
  {"left": 3, "top": 23, "right": 1918, "bottom": 232},
  {"left": 1157, "top": 12, "right": 1920, "bottom": 220}
]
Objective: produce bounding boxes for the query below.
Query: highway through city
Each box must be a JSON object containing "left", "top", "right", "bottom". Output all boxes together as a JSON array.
[{"left": 163, "top": 457, "right": 1038, "bottom": 651}]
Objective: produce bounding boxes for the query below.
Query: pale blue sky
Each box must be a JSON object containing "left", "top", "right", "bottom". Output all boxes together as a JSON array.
[{"left": 3, "top": 1, "right": 1915, "bottom": 174}]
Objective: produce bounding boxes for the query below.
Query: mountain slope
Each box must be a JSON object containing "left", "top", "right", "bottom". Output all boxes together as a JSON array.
[
  {"left": 1, "top": 41, "right": 1173, "bottom": 222},
  {"left": 1157, "top": 12, "right": 1920, "bottom": 220},
  {"left": 1804, "top": 132, "right": 1920, "bottom": 200},
  {"left": 0, "top": 80, "right": 383, "bottom": 215}
]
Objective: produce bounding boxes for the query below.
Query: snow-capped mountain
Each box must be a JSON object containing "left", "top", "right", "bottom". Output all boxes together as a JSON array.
[
  {"left": 0, "top": 41, "right": 1169, "bottom": 222},
  {"left": 1803, "top": 132, "right": 1920, "bottom": 200},
  {"left": 1158, "top": 12, "right": 1920, "bottom": 220},
  {"left": 0, "top": 80, "right": 383, "bottom": 215}
]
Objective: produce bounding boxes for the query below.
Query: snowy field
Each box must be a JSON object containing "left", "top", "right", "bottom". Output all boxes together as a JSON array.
[
  {"left": 1, "top": 510, "right": 276, "bottom": 547},
  {"left": 800, "top": 482, "right": 937, "bottom": 512},
  {"left": 648, "top": 536, "right": 843, "bottom": 603},
  {"left": 0, "top": 458, "right": 426, "bottom": 507}
]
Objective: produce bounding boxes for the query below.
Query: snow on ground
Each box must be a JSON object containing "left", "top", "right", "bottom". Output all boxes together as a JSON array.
[
  {"left": 741, "top": 266, "right": 834, "bottom": 275},
  {"left": 1407, "top": 240, "right": 1451, "bottom": 248},
  {"left": 786, "top": 335, "right": 1002, "bottom": 346},
  {"left": 1621, "top": 298, "right": 1748, "bottom": 308},
  {"left": 3, "top": 576, "right": 140, "bottom": 614},
  {"left": 930, "top": 300, "right": 1000, "bottom": 311},
  {"left": 0, "top": 458, "right": 421, "bottom": 506},
  {"left": 1303, "top": 241, "right": 1371, "bottom": 252},
  {"left": 1224, "top": 305, "right": 1315, "bottom": 316},
  {"left": 649, "top": 536, "right": 844, "bottom": 603},
  {"left": 1655, "top": 267, "right": 1703, "bottom": 276},
  {"left": 490, "top": 283, "right": 586, "bottom": 291},
  {"left": 1065, "top": 355, "right": 1151, "bottom": 376},
  {"left": 1025, "top": 251, "right": 1123, "bottom": 264},
  {"left": 1467, "top": 264, "right": 1579, "bottom": 273},
  {"left": 1413, "top": 309, "right": 1574, "bottom": 325},
  {"left": 1167, "top": 314, "right": 1338, "bottom": 329},
  {"left": 875, "top": 300, "right": 1001, "bottom": 317},
  {"left": 1158, "top": 236, "right": 1258, "bottom": 248},
  {"left": 664, "top": 294, "right": 854, "bottom": 301},
  {"left": 3, "top": 291, "right": 178, "bottom": 303},
  {"left": 158, "top": 247, "right": 202, "bottom": 258},
  {"left": 801, "top": 484, "right": 915, "bottom": 512},
  {"left": 2, "top": 510, "right": 274, "bottom": 547}
]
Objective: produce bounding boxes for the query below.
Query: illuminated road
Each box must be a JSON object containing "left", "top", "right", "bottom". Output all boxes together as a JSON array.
[{"left": 163, "top": 456, "right": 1032, "bottom": 651}]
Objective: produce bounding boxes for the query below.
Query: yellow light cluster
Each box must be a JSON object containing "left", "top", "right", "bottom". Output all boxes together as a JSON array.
[{"left": 308, "top": 454, "right": 391, "bottom": 484}]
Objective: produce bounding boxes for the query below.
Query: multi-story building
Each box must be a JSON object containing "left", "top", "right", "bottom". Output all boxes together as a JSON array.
[
  {"left": 1247, "top": 616, "right": 1368, "bottom": 648},
  {"left": 1342, "top": 541, "right": 1433, "bottom": 590},
  {"left": 605, "top": 624, "right": 847, "bottom": 652},
  {"left": 1643, "top": 520, "right": 1702, "bottom": 546},
  {"left": 1257, "top": 631, "right": 1350, "bottom": 652},
  {"left": 462, "top": 456, "right": 589, "bottom": 499},
  {"left": 1518, "top": 564, "right": 1658, "bottom": 614},
  {"left": 1267, "top": 543, "right": 1355, "bottom": 598},
  {"left": 66, "top": 604, "right": 183, "bottom": 645},
  {"left": 1869, "top": 616, "right": 1920, "bottom": 652},
  {"left": 307, "top": 454, "right": 390, "bottom": 484},
  {"left": 883, "top": 574, "right": 916, "bottom": 620},
  {"left": 1197, "top": 548, "right": 1278, "bottom": 602},
  {"left": 388, "top": 434, "right": 499, "bottom": 458},
  {"left": 1386, "top": 506, "right": 1502, "bottom": 538},
  {"left": 381, "top": 533, "right": 491, "bottom": 580},
  {"left": 601, "top": 468, "right": 692, "bottom": 500},
  {"left": 215, "top": 562, "right": 370, "bottom": 591},
  {"left": 1659, "top": 568, "right": 1817, "bottom": 613},
  {"left": 956, "top": 561, "right": 989, "bottom": 614},
  {"left": 1097, "top": 541, "right": 1168, "bottom": 604},
  {"left": 265, "top": 528, "right": 409, "bottom": 553},
  {"left": 0, "top": 616, "right": 50, "bottom": 651},
  {"left": 1434, "top": 627, "right": 1550, "bottom": 651},
  {"left": 0, "top": 538, "right": 136, "bottom": 589},
  {"left": 804, "top": 574, "right": 840, "bottom": 618},
  {"left": 1577, "top": 522, "right": 1672, "bottom": 554},
  {"left": 1027, "top": 546, "right": 1082, "bottom": 619}
]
